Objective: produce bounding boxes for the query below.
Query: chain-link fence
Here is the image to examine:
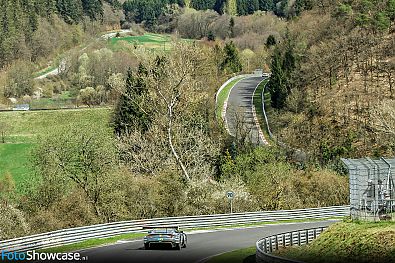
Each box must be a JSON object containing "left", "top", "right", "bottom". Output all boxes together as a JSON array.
[{"left": 342, "top": 157, "right": 395, "bottom": 221}]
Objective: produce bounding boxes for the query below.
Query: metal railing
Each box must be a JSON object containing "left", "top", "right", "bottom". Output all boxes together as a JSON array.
[
  {"left": 256, "top": 226, "right": 328, "bottom": 263},
  {"left": 0, "top": 206, "right": 349, "bottom": 252}
]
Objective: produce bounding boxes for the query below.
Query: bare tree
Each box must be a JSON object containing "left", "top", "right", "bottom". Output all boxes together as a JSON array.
[
  {"left": 141, "top": 43, "right": 208, "bottom": 182},
  {"left": 371, "top": 100, "right": 395, "bottom": 137}
]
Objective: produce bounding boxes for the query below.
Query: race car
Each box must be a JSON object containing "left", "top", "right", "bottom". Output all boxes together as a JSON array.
[{"left": 143, "top": 226, "right": 187, "bottom": 250}]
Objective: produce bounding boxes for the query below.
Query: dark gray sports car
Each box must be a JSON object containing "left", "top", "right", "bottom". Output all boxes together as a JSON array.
[{"left": 143, "top": 226, "right": 187, "bottom": 250}]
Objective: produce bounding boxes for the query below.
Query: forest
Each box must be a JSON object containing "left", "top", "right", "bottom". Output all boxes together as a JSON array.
[{"left": 0, "top": 0, "right": 393, "bottom": 241}]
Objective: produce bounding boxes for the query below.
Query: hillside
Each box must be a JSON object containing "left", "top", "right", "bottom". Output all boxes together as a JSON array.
[
  {"left": 0, "top": 0, "right": 389, "bottom": 246},
  {"left": 277, "top": 221, "right": 395, "bottom": 263},
  {"left": 266, "top": 0, "right": 395, "bottom": 168}
]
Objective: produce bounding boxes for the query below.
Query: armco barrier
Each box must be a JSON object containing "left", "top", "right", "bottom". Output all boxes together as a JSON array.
[
  {"left": 256, "top": 226, "right": 328, "bottom": 263},
  {"left": 0, "top": 206, "right": 349, "bottom": 252}
]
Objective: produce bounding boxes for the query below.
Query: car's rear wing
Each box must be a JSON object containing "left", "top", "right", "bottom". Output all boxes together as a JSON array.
[{"left": 142, "top": 225, "right": 180, "bottom": 230}]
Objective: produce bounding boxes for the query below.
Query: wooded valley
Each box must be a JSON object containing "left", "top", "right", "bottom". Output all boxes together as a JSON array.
[{"left": 0, "top": 0, "right": 393, "bottom": 241}]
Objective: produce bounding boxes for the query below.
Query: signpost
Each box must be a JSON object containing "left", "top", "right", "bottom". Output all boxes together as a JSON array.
[{"left": 226, "top": 191, "right": 234, "bottom": 214}]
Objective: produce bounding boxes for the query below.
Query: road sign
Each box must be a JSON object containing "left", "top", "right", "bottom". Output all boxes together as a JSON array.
[
  {"left": 226, "top": 191, "right": 234, "bottom": 199},
  {"left": 226, "top": 191, "right": 234, "bottom": 214}
]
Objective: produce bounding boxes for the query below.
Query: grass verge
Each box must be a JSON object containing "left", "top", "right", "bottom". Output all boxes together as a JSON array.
[
  {"left": 39, "top": 233, "right": 146, "bottom": 253},
  {"left": 216, "top": 77, "right": 245, "bottom": 118},
  {"left": 206, "top": 247, "right": 256, "bottom": 263},
  {"left": 275, "top": 221, "right": 395, "bottom": 263},
  {"left": 32, "top": 65, "right": 57, "bottom": 79}
]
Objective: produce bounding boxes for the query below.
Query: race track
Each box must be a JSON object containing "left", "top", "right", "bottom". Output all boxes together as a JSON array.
[
  {"left": 225, "top": 76, "right": 266, "bottom": 145},
  {"left": 77, "top": 221, "right": 337, "bottom": 263}
]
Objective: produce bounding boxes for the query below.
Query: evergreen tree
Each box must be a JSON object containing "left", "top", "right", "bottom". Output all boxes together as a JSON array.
[
  {"left": 112, "top": 67, "right": 151, "bottom": 136},
  {"left": 258, "top": 0, "right": 274, "bottom": 11},
  {"left": 266, "top": 34, "right": 277, "bottom": 47},
  {"left": 191, "top": 0, "right": 216, "bottom": 10},
  {"left": 56, "top": 0, "right": 84, "bottom": 24},
  {"left": 213, "top": 0, "right": 225, "bottom": 14},
  {"left": 268, "top": 48, "right": 287, "bottom": 109},
  {"left": 220, "top": 41, "right": 243, "bottom": 73},
  {"left": 236, "top": 0, "right": 248, "bottom": 15},
  {"left": 82, "top": 0, "right": 103, "bottom": 21},
  {"left": 207, "top": 30, "right": 215, "bottom": 41},
  {"left": 247, "top": 0, "right": 259, "bottom": 14},
  {"left": 229, "top": 16, "right": 235, "bottom": 37}
]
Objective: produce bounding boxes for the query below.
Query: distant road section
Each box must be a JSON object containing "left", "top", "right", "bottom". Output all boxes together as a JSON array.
[
  {"left": 34, "top": 29, "right": 133, "bottom": 80},
  {"left": 225, "top": 76, "right": 267, "bottom": 145},
  {"left": 77, "top": 221, "right": 336, "bottom": 263}
]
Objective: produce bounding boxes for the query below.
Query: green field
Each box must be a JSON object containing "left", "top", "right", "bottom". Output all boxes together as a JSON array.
[
  {"left": 0, "top": 143, "right": 33, "bottom": 191},
  {"left": 109, "top": 33, "right": 194, "bottom": 51},
  {"left": 0, "top": 108, "right": 111, "bottom": 192},
  {"left": 109, "top": 33, "right": 174, "bottom": 51}
]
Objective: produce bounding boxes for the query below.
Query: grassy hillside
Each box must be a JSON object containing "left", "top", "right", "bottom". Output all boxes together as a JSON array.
[
  {"left": 109, "top": 33, "right": 191, "bottom": 51},
  {"left": 0, "top": 108, "right": 111, "bottom": 192},
  {"left": 277, "top": 221, "right": 395, "bottom": 263}
]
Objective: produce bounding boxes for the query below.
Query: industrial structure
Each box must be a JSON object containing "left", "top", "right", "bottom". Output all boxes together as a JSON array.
[{"left": 342, "top": 157, "right": 395, "bottom": 221}]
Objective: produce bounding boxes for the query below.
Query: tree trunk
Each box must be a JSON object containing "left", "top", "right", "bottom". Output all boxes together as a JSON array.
[{"left": 168, "top": 106, "right": 190, "bottom": 182}]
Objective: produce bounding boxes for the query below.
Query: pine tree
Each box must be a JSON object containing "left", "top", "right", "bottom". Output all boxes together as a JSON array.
[
  {"left": 236, "top": 0, "right": 247, "bottom": 15},
  {"left": 247, "top": 0, "right": 259, "bottom": 14},
  {"left": 82, "top": 0, "right": 103, "bottom": 21},
  {"left": 56, "top": 0, "right": 84, "bottom": 24},
  {"left": 268, "top": 49, "right": 287, "bottom": 109},
  {"left": 112, "top": 67, "right": 151, "bottom": 136},
  {"left": 220, "top": 41, "right": 243, "bottom": 73},
  {"left": 191, "top": 0, "right": 216, "bottom": 10},
  {"left": 266, "top": 34, "right": 277, "bottom": 47},
  {"left": 258, "top": 0, "right": 274, "bottom": 11}
]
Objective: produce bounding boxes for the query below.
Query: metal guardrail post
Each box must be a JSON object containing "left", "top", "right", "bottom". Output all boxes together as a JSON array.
[
  {"left": 298, "top": 231, "right": 301, "bottom": 246},
  {"left": 275, "top": 235, "right": 279, "bottom": 250},
  {"left": 305, "top": 230, "right": 309, "bottom": 244},
  {"left": 290, "top": 232, "right": 293, "bottom": 246}
]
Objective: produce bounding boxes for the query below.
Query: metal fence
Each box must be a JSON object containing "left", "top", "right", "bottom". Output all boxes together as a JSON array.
[
  {"left": 256, "top": 226, "right": 328, "bottom": 263},
  {"left": 342, "top": 157, "right": 395, "bottom": 221},
  {"left": 0, "top": 206, "right": 349, "bottom": 252}
]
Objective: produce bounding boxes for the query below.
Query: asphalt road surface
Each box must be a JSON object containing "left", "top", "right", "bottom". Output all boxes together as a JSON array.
[
  {"left": 225, "top": 76, "right": 266, "bottom": 145},
  {"left": 76, "top": 221, "right": 336, "bottom": 263}
]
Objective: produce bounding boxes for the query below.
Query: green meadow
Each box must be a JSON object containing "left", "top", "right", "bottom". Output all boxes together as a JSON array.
[
  {"left": 0, "top": 108, "right": 111, "bottom": 192},
  {"left": 109, "top": 33, "right": 192, "bottom": 51}
]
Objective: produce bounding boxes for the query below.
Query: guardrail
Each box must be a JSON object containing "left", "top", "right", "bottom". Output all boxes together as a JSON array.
[
  {"left": 260, "top": 82, "right": 274, "bottom": 139},
  {"left": 0, "top": 206, "right": 348, "bottom": 253},
  {"left": 256, "top": 226, "right": 328, "bottom": 263}
]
